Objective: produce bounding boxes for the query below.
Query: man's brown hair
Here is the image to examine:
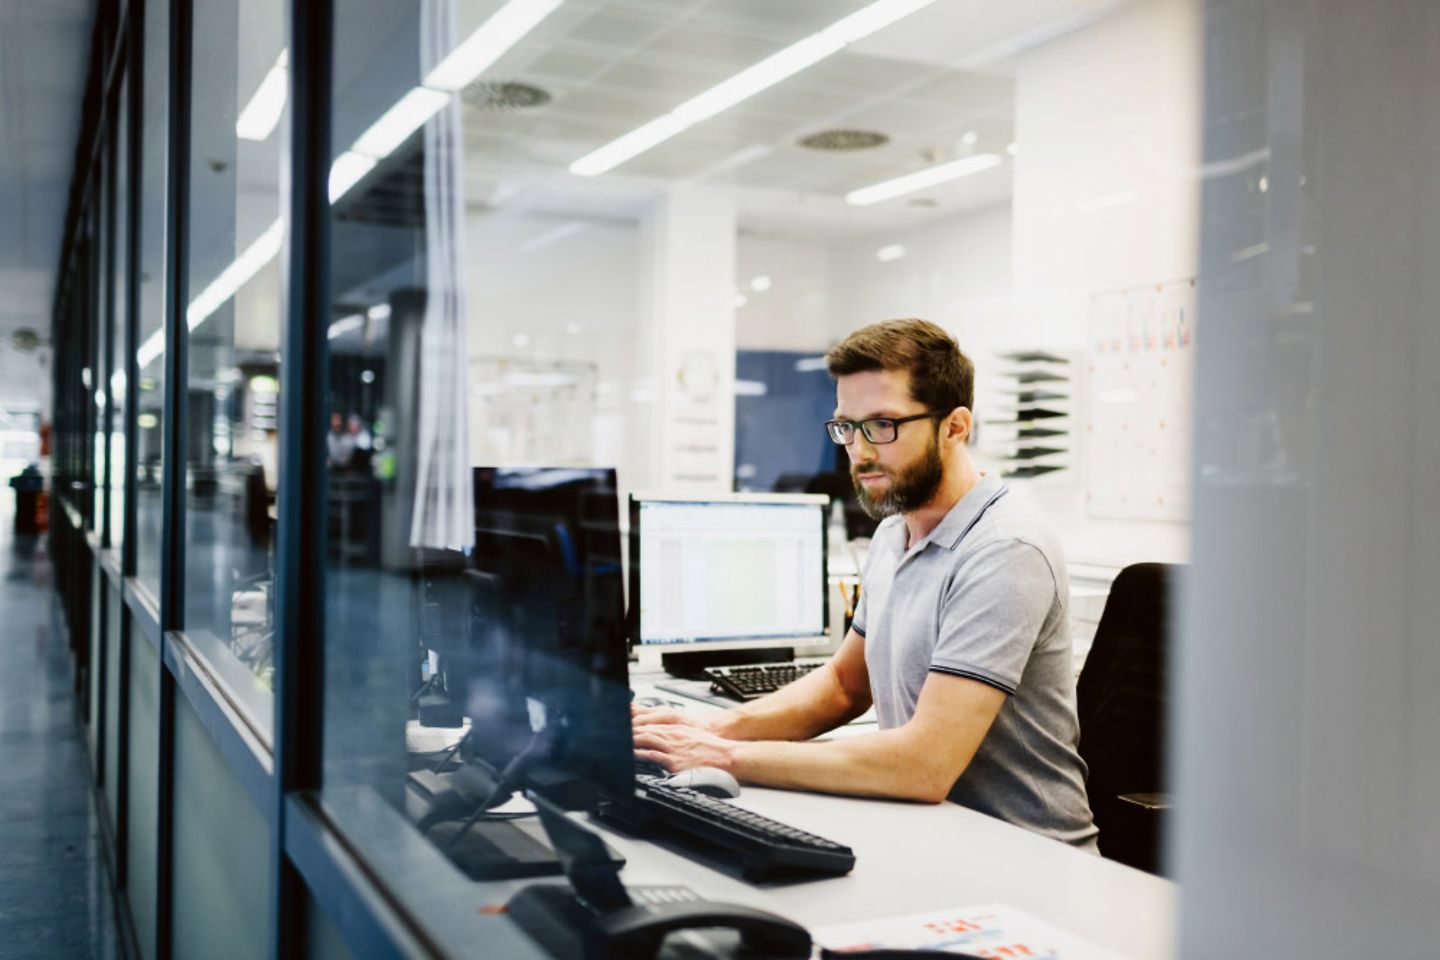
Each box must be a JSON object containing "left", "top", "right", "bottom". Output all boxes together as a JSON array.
[{"left": 825, "top": 318, "right": 974, "bottom": 414}]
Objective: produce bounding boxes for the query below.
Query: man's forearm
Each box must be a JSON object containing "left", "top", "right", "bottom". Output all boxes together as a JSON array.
[
  {"left": 725, "top": 728, "right": 952, "bottom": 804},
  {"left": 710, "top": 663, "right": 869, "bottom": 742}
]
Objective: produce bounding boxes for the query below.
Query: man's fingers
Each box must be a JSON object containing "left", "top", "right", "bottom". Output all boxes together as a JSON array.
[
  {"left": 633, "top": 749, "right": 674, "bottom": 771},
  {"left": 632, "top": 728, "right": 673, "bottom": 750},
  {"left": 633, "top": 707, "right": 688, "bottom": 727}
]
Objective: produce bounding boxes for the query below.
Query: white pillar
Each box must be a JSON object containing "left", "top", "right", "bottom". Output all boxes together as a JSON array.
[{"left": 639, "top": 187, "right": 737, "bottom": 494}]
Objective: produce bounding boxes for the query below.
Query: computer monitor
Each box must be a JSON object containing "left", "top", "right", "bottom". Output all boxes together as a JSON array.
[
  {"left": 441, "top": 467, "right": 634, "bottom": 813},
  {"left": 628, "top": 493, "right": 830, "bottom": 675},
  {"left": 470, "top": 466, "right": 631, "bottom": 805}
]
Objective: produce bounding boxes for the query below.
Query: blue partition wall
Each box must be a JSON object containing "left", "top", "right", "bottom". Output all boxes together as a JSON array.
[{"left": 734, "top": 350, "right": 838, "bottom": 493}]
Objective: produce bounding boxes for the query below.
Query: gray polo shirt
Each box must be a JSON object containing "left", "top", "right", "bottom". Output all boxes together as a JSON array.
[{"left": 852, "top": 472, "right": 1098, "bottom": 850}]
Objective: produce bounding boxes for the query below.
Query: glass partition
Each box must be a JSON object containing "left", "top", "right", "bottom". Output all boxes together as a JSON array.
[
  {"left": 318, "top": 0, "right": 1050, "bottom": 940},
  {"left": 109, "top": 76, "right": 130, "bottom": 553},
  {"left": 135, "top": 0, "right": 170, "bottom": 600},
  {"left": 181, "top": 0, "right": 287, "bottom": 725},
  {"left": 88, "top": 176, "right": 104, "bottom": 534}
]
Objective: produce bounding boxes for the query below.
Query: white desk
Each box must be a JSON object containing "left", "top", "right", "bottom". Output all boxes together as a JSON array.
[
  {"left": 389, "top": 670, "right": 1175, "bottom": 958},
  {"left": 615, "top": 668, "right": 1176, "bottom": 959}
]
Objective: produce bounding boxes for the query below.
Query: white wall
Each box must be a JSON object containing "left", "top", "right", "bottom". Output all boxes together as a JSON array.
[
  {"left": 829, "top": 203, "right": 1015, "bottom": 417},
  {"left": 735, "top": 236, "right": 832, "bottom": 353},
  {"left": 462, "top": 212, "right": 651, "bottom": 486},
  {"left": 1006, "top": 0, "right": 1201, "bottom": 566}
]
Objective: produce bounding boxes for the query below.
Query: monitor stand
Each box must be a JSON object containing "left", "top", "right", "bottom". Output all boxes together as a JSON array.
[{"left": 660, "top": 647, "right": 793, "bottom": 680}]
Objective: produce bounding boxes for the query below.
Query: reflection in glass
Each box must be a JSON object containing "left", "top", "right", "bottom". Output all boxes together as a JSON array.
[
  {"left": 134, "top": 0, "right": 169, "bottom": 599},
  {"left": 309, "top": 1, "right": 1181, "bottom": 943},
  {"left": 414, "top": 468, "right": 630, "bottom": 880},
  {"left": 109, "top": 77, "right": 130, "bottom": 552},
  {"left": 180, "top": 1, "right": 286, "bottom": 699}
]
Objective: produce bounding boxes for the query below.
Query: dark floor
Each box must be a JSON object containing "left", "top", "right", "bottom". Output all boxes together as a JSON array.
[{"left": 0, "top": 527, "right": 123, "bottom": 959}]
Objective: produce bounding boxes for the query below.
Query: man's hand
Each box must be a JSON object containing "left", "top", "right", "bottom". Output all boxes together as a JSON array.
[
  {"left": 631, "top": 702, "right": 709, "bottom": 729},
  {"left": 632, "top": 718, "right": 740, "bottom": 774}
]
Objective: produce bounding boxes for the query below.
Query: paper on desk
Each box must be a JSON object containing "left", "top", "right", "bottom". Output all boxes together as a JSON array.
[{"left": 814, "top": 903, "right": 1123, "bottom": 959}]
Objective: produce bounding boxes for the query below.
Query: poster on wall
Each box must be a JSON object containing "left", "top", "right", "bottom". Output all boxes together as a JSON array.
[{"left": 1084, "top": 278, "right": 1194, "bottom": 522}]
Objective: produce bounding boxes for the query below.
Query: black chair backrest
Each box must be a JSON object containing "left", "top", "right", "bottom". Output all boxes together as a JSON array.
[{"left": 1076, "top": 562, "right": 1174, "bottom": 800}]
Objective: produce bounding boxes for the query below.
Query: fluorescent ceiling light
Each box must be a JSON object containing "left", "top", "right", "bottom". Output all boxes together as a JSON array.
[
  {"left": 328, "top": 314, "right": 364, "bottom": 340},
  {"left": 424, "top": 0, "right": 563, "bottom": 91},
  {"left": 876, "top": 244, "right": 906, "bottom": 262},
  {"left": 329, "top": 151, "right": 377, "bottom": 203},
  {"left": 137, "top": 330, "right": 164, "bottom": 369},
  {"left": 236, "top": 49, "right": 289, "bottom": 141},
  {"left": 351, "top": 87, "right": 450, "bottom": 160},
  {"left": 148, "top": 8, "right": 540, "bottom": 365},
  {"left": 187, "top": 218, "right": 285, "bottom": 328},
  {"left": 570, "top": 0, "right": 940, "bottom": 177},
  {"left": 367, "top": 303, "right": 392, "bottom": 322},
  {"left": 845, "top": 153, "right": 1001, "bottom": 206}
]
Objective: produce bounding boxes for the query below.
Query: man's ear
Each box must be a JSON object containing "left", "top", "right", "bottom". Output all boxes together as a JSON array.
[{"left": 946, "top": 407, "right": 972, "bottom": 447}]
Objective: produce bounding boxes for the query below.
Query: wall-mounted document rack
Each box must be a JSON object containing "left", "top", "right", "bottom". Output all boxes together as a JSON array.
[{"left": 983, "top": 350, "right": 1074, "bottom": 480}]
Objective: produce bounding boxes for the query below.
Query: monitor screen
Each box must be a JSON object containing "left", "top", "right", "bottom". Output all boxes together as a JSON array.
[
  {"left": 631, "top": 495, "right": 828, "bottom": 647},
  {"left": 446, "top": 466, "right": 633, "bottom": 810}
]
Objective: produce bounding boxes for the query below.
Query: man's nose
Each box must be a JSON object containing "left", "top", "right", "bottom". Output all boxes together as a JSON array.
[{"left": 849, "top": 432, "right": 877, "bottom": 461}]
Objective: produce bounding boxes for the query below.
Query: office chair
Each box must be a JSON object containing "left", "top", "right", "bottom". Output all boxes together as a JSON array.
[{"left": 1075, "top": 562, "right": 1176, "bottom": 876}]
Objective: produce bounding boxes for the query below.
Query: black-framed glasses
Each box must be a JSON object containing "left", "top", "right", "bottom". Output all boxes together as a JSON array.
[{"left": 825, "top": 411, "right": 947, "bottom": 446}]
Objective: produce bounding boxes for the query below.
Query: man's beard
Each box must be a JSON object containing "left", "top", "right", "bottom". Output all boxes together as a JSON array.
[{"left": 851, "top": 431, "right": 945, "bottom": 520}]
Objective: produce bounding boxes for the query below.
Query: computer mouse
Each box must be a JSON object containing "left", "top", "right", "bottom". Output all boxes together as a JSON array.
[{"left": 663, "top": 767, "right": 741, "bottom": 799}]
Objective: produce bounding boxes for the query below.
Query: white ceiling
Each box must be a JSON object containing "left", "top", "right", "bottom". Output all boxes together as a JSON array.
[
  {"left": 0, "top": 0, "right": 95, "bottom": 410},
  {"left": 452, "top": 0, "right": 1131, "bottom": 241}
]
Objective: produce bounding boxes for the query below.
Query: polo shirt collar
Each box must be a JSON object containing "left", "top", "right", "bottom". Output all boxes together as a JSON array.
[{"left": 911, "top": 471, "right": 1008, "bottom": 553}]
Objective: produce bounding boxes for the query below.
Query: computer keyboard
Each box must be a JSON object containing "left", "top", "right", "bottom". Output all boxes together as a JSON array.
[
  {"left": 704, "top": 662, "right": 819, "bottom": 701},
  {"left": 601, "top": 775, "right": 855, "bottom": 881}
]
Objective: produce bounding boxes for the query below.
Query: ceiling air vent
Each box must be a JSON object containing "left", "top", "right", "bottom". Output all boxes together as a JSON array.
[
  {"left": 797, "top": 129, "right": 889, "bottom": 152},
  {"left": 462, "top": 81, "right": 553, "bottom": 111}
]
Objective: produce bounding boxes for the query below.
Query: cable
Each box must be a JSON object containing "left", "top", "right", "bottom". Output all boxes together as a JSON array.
[{"left": 443, "top": 729, "right": 546, "bottom": 853}]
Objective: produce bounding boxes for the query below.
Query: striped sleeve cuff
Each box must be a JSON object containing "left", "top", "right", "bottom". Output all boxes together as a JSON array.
[{"left": 928, "top": 665, "right": 1016, "bottom": 696}]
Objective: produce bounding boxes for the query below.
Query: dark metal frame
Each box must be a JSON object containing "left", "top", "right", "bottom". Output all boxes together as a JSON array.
[
  {"left": 117, "top": 0, "right": 146, "bottom": 901},
  {"left": 271, "top": 0, "right": 333, "bottom": 954},
  {"left": 155, "top": 0, "right": 192, "bottom": 953}
]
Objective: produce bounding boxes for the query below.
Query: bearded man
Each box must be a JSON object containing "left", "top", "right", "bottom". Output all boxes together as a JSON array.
[{"left": 632, "top": 318, "right": 1098, "bottom": 850}]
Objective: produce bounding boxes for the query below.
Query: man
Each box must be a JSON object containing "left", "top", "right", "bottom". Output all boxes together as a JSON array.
[
  {"left": 326, "top": 411, "right": 355, "bottom": 470},
  {"left": 633, "top": 318, "right": 1097, "bottom": 850}
]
